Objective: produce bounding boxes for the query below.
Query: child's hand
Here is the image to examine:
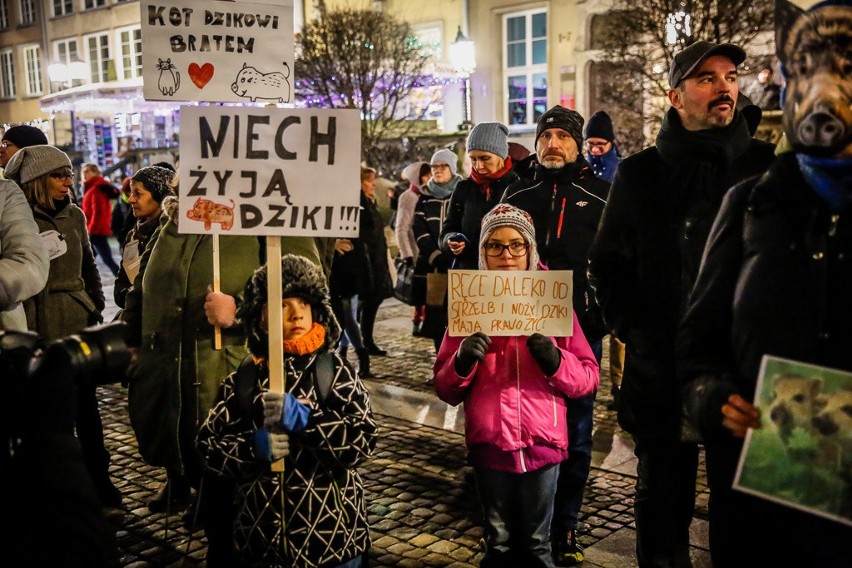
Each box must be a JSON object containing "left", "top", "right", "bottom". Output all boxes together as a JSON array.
[
  {"left": 527, "top": 333, "right": 561, "bottom": 376},
  {"left": 262, "top": 391, "right": 285, "bottom": 430},
  {"left": 254, "top": 429, "right": 290, "bottom": 461},
  {"left": 455, "top": 332, "right": 491, "bottom": 375},
  {"left": 262, "top": 391, "right": 312, "bottom": 433}
]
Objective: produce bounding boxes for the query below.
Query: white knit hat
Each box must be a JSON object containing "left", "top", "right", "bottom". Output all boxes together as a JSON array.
[
  {"left": 478, "top": 204, "right": 540, "bottom": 270},
  {"left": 4, "top": 145, "right": 72, "bottom": 184}
]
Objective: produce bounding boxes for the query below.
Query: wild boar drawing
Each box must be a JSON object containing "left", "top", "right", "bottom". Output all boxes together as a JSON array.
[
  {"left": 186, "top": 198, "right": 235, "bottom": 231},
  {"left": 230, "top": 62, "right": 291, "bottom": 103}
]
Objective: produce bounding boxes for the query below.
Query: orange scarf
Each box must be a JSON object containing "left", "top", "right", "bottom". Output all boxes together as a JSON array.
[{"left": 281, "top": 322, "right": 326, "bottom": 356}]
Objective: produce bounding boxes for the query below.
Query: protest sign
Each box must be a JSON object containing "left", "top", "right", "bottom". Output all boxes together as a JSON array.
[
  {"left": 734, "top": 355, "right": 852, "bottom": 527},
  {"left": 141, "top": 0, "right": 294, "bottom": 102},
  {"left": 447, "top": 270, "right": 573, "bottom": 337},
  {"left": 178, "top": 106, "right": 361, "bottom": 237}
]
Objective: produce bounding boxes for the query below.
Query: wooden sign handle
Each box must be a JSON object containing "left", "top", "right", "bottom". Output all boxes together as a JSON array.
[
  {"left": 212, "top": 233, "right": 222, "bottom": 350},
  {"left": 266, "top": 237, "right": 285, "bottom": 473}
]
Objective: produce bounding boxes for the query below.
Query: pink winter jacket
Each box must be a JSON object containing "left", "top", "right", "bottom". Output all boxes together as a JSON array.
[{"left": 433, "top": 314, "right": 599, "bottom": 473}]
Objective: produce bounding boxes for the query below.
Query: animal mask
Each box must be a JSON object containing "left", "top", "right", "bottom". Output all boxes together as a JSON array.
[{"left": 775, "top": 1, "right": 852, "bottom": 157}]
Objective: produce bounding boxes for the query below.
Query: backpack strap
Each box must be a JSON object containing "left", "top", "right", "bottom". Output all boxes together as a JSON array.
[
  {"left": 314, "top": 350, "right": 334, "bottom": 404},
  {"left": 235, "top": 352, "right": 334, "bottom": 412}
]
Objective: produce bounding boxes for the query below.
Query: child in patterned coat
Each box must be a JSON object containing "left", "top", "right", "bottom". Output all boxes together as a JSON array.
[{"left": 197, "top": 254, "right": 377, "bottom": 567}]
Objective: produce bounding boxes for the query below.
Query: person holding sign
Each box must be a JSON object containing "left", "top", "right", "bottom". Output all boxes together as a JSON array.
[
  {"left": 197, "top": 254, "right": 377, "bottom": 568},
  {"left": 123, "top": 174, "right": 321, "bottom": 564},
  {"left": 113, "top": 166, "right": 173, "bottom": 310},
  {"left": 433, "top": 204, "right": 599, "bottom": 568}
]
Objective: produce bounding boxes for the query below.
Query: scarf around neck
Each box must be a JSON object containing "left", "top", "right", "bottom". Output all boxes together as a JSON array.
[
  {"left": 797, "top": 154, "right": 852, "bottom": 213},
  {"left": 282, "top": 322, "right": 326, "bottom": 356},
  {"left": 655, "top": 107, "right": 752, "bottom": 198},
  {"left": 587, "top": 146, "right": 621, "bottom": 183},
  {"left": 425, "top": 174, "right": 462, "bottom": 200}
]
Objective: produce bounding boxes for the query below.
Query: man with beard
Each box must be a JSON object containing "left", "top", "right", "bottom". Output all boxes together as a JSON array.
[
  {"left": 503, "top": 105, "right": 609, "bottom": 567},
  {"left": 588, "top": 41, "right": 775, "bottom": 566}
]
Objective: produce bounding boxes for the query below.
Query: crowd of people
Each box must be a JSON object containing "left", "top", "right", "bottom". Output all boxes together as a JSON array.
[{"left": 0, "top": 10, "right": 849, "bottom": 565}]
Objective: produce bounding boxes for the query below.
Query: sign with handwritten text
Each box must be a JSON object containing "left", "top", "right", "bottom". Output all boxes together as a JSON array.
[
  {"left": 178, "top": 105, "right": 361, "bottom": 237},
  {"left": 447, "top": 270, "right": 573, "bottom": 337},
  {"left": 141, "top": 0, "right": 294, "bottom": 102}
]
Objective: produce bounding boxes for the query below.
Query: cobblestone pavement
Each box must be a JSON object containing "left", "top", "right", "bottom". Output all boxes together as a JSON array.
[{"left": 91, "top": 253, "right": 709, "bottom": 566}]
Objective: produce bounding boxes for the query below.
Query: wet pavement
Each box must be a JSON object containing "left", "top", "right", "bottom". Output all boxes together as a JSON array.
[{"left": 91, "top": 252, "right": 711, "bottom": 567}]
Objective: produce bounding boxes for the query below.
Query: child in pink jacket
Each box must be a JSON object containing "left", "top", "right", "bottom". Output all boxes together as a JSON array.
[{"left": 433, "top": 204, "right": 599, "bottom": 567}]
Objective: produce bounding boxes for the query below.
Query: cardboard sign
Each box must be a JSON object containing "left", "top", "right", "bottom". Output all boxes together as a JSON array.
[
  {"left": 178, "top": 106, "right": 361, "bottom": 237},
  {"left": 141, "top": 0, "right": 294, "bottom": 102},
  {"left": 447, "top": 270, "right": 573, "bottom": 337}
]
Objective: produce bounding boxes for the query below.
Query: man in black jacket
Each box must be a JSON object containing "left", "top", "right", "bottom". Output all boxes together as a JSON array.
[
  {"left": 503, "top": 105, "right": 609, "bottom": 567},
  {"left": 588, "top": 41, "right": 775, "bottom": 567}
]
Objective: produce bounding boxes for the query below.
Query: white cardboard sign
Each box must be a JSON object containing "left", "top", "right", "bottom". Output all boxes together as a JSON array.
[
  {"left": 178, "top": 106, "right": 361, "bottom": 237},
  {"left": 447, "top": 270, "right": 574, "bottom": 337},
  {"left": 141, "top": 0, "right": 294, "bottom": 103}
]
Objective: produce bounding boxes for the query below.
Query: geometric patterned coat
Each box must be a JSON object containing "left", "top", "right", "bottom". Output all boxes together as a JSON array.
[{"left": 197, "top": 352, "right": 377, "bottom": 567}]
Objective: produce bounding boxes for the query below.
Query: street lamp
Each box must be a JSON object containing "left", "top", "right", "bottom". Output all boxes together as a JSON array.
[{"left": 450, "top": 26, "right": 476, "bottom": 131}]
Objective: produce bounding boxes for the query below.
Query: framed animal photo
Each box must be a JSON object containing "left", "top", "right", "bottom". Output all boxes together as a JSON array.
[{"left": 734, "top": 355, "right": 852, "bottom": 526}]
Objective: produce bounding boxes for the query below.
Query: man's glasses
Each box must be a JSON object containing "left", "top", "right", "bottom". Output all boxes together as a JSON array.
[
  {"left": 483, "top": 241, "right": 529, "bottom": 257},
  {"left": 586, "top": 141, "right": 609, "bottom": 149},
  {"left": 49, "top": 171, "right": 74, "bottom": 182}
]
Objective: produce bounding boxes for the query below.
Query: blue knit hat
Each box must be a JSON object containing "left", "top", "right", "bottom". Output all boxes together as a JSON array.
[{"left": 467, "top": 122, "right": 509, "bottom": 159}]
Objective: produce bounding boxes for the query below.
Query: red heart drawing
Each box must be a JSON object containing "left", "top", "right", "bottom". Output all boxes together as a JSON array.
[{"left": 188, "top": 63, "right": 214, "bottom": 89}]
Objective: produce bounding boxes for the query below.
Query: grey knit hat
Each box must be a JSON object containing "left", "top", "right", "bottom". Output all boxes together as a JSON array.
[
  {"left": 536, "top": 106, "right": 584, "bottom": 148},
  {"left": 238, "top": 254, "right": 341, "bottom": 357},
  {"left": 131, "top": 166, "right": 175, "bottom": 203},
  {"left": 4, "top": 145, "right": 72, "bottom": 184},
  {"left": 479, "top": 203, "right": 540, "bottom": 271},
  {"left": 467, "top": 122, "right": 509, "bottom": 159},
  {"left": 430, "top": 148, "right": 458, "bottom": 176}
]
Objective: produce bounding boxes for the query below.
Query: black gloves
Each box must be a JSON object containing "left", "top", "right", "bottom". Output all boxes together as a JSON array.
[
  {"left": 455, "top": 332, "right": 491, "bottom": 375},
  {"left": 527, "top": 333, "right": 561, "bottom": 376}
]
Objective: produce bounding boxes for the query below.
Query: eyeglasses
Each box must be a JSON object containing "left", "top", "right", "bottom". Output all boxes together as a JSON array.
[
  {"left": 49, "top": 172, "right": 74, "bottom": 181},
  {"left": 585, "top": 141, "right": 610, "bottom": 150},
  {"left": 430, "top": 164, "right": 449, "bottom": 172},
  {"left": 483, "top": 241, "right": 528, "bottom": 257}
]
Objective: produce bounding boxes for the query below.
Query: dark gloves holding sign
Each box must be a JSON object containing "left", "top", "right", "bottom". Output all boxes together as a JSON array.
[
  {"left": 455, "top": 332, "right": 491, "bottom": 375},
  {"left": 527, "top": 333, "right": 561, "bottom": 376}
]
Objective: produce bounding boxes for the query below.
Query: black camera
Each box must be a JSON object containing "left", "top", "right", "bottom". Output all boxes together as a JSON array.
[{"left": 0, "top": 321, "right": 131, "bottom": 467}]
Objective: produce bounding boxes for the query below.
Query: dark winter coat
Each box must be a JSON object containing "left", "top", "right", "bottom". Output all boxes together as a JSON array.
[
  {"left": 439, "top": 171, "right": 518, "bottom": 269},
  {"left": 502, "top": 157, "right": 610, "bottom": 342},
  {"left": 588, "top": 109, "right": 776, "bottom": 439},
  {"left": 331, "top": 191, "right": 391, "bottom": 301},
  {"left": 110, "top": 197, "right": 133, "bottom": 249},
  {"left": 197, "top": 352, "right": 376, "bottom": 567},
  {"left": 678, "top": 152, "right": 852, "bottom": 437},
  {"left": 113, "top": 214, "right": 160, "bottom": 309},
  {"left": 25, "top": 199, "right": 104, "bottom": 340}
]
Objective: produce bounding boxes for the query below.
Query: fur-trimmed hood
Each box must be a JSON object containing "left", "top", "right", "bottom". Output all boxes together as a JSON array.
[{"left": 238, "top": 254, "right": 340, "bottom": 358}]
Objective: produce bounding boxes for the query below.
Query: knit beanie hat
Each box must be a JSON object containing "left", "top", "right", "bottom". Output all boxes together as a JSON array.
[
  {"left": 401, "top": 161, "right": 429, "bottom": 190},
  {"left": 3, "top": 145, "right": 72, "bottom": 184},
  {"left": 2, "top": 125, "right": 48, "bottom": 148},
  {"left": 584, "top": 111, "right": 615, "bottom": 142},
  {"left": 238, "top": 254, "right": 341, "bottom": 357},
  {"left": 467, "top": 122, "right": 509, "bottom": 159},
  {"left": 536, "top": 106, "right": 584, "bottom": 149},
  {"left": 131, "top": 166, "right": 175, "bottom": 203},
  {"left": 430, "top": 148, "right": 458, "bottom": 176},
  {"left": 478, "top": 203, "right": 540, "bottom": 271}
]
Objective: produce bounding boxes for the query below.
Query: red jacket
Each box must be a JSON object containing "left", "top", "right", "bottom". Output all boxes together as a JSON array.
[{"left": 81, "top": 176, "right": 115, "bottom": 236}]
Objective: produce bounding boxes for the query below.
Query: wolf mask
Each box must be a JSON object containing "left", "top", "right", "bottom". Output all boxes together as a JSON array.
[{"left": 775, "top": 1, "right": 852, "bottom": 157}]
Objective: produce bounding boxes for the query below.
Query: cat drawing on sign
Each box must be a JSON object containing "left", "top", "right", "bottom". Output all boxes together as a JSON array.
[
  {"left": 186, "top": 198, "right": 235, "bottom": 231},
  {"left": 230, "top": 62, "right": 291, "bottom": 103},
  {"left": 156, "top": 58, "right": 181, "bottom": 96}
]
